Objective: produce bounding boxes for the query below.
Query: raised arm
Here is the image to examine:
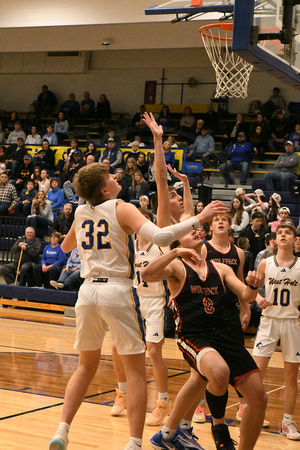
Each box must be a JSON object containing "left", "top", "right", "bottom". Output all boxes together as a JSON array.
[{"left": 167, "top": 165, "right": 194, "bottom": 218}]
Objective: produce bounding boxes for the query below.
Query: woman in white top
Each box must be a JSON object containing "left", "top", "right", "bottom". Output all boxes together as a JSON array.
[
  {"left": 25, "top": 126, "right": 41, "bottom": 145},
  {"left": 229, "top": 196, "right": 250, "bottom": 238},
  {"left": 38, "top": 168, "right": 51, "bottom": 196}
]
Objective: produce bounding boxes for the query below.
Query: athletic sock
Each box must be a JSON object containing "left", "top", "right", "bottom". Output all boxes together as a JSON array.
[
  {"left": 180, "top": 419, "right": 192, "bottom": 429},
  {"left": 118, "top": 381, "right": 127, "bottom": 393},
  {"left": 161, "top": 425, "right": 177, "bottom": 440},
  {"left": 283, "top": 413, "right": 293, "bottom": 423},
  {"left": 158, "top": 392, "right": 169, "bottom": 404}
]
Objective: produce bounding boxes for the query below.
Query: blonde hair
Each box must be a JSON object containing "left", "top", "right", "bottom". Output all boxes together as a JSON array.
[{"left": 73, "top": 163, "right": 109, "bottom": 206}]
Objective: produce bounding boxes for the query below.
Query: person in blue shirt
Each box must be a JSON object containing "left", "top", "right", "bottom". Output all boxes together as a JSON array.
[
  {"left": 32, "top": 231, "right": 66, "bottom": 288},
  {"left": 162, "top": 140, "right": 175, "bottom": 168},
  {"left": 219, "top": 132, "right": 253, "bottom": 186},
  {"left": 40, "top": 124, "right": 58, "bottom": 146},
  {"left": 157, "top": 105, "right": 172, "bottom": 131},
  {"left": 47, "top": 178, "right": 64, "bottom": 220},
  {"left": 288, "top": 123, "right": 300, "bottom": 152}
]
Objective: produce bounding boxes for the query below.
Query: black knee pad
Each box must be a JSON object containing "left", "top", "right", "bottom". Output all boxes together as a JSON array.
[{"left": 205, "top": 389, "right": 228, "bottom": 420}]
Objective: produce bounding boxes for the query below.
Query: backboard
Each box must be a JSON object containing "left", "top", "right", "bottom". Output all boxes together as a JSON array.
[{"left": 145, "top": 0, "right": 300, "bottom": 88}]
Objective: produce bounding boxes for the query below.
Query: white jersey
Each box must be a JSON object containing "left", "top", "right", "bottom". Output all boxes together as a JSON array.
[
  {"left": 74, "top": 200, "right": 135, "bottom": 279},
  {"left": 134, "top": 240, "right": 166, "bottom": 298},
  {"left": 263, "top": 255, "right": 300, "bottom": 319}
]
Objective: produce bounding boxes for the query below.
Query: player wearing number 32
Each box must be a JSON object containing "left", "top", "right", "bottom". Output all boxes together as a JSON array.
[
  {"left": 253, "top": 224, "right": 300, "bottom": 441},
  {"left": 49, "top": 161, "right": 227, "bottom": 450}
]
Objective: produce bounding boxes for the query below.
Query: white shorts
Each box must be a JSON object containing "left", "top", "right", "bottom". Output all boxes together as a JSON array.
[
  {"left": 253, "top": 316, "right": 300, "bottom": 363},
  {"left": 139, "top": 295, "right": 167, "bottom": 343},
  {"left": 74, "top": 281, "right": 146, "bottom": 355}
]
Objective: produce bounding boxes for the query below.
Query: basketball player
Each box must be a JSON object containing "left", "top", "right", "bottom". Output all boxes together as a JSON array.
[
  {"left": 142, "top": 237, "right": 267, "bottom": 450},
  {"left": 253, "top": 224, "right": 300, "bottom": 441},
  {"left": 48, "top": 167, "right": 227, "bottom": 447}
]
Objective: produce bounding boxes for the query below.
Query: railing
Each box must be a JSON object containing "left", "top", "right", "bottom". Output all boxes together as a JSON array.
[{"left": 0, "top": 216, "right": 26, "bottom": 264}]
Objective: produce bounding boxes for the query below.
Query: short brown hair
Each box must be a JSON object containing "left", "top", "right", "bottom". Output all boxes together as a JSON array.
[
  {"left": 73, "top": 163, "right": 109, "bottom": 206},
  {"left": 50, "top": 231, "right": 61, "bottom": 241},
  {"left": 276, "top": 224, "right": 297, "bottom": 237}
]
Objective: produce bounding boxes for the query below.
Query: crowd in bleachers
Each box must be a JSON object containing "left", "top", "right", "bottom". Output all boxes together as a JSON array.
[{"left": 0, "top": 85, "right": 300, "bottom": 291}]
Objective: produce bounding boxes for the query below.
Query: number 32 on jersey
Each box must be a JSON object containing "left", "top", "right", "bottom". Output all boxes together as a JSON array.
[{"left": 81, "top": 219, "right": 111, "bottom": 250}]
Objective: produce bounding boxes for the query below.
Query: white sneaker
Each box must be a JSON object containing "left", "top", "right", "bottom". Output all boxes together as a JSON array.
[
  {"left": 50, "top": 280, "right": 64, "bottom": 289},
  {"left": 280, "top": 420, "right": 300, "bottom": 440},
  {"left": 124, "top": 440, "right": 142, "bottom": 449},
  {"left": 110, "top": 388, "right": 126, "bottom": 416}
]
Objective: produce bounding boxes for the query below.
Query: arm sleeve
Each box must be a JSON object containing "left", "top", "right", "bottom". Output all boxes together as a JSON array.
[{"left": 138, "top": 216, "right": 200, "bottom": 247}]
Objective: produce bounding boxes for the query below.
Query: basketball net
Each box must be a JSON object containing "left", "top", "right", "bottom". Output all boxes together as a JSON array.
[{"left": 199, "top": 23, "right": 253, "bottom": 99}]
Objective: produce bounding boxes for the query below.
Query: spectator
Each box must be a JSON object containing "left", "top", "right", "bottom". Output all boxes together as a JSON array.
[
  {"left": 62, "top": 150, "right": 86, "bottom": 202},
  {"left": 266, "top": 192, "right": 281, "bottom": 223},
  {"left": 26, "top": 190, "right": 54, "bottom": 238},
  {"left": 129, "top": 171, "right": 149, "bottom": 202},
  {"left": 203, "top": 103, "right": 219, "bottom": 137},
  {"left": 238, "top": 211, "right": 268, "bottom": 258},
  {"left": 136, "top": 152, "right": 149, "bottom": 180},
  {"left": 270, "top": 206, "right": 291, "bottom": 232},
  {"left": 6, "top": 121, "right": 26, "bottom": 144},
  {"left": 115, "top": 168, "right": 130, "bottom": 201},
  {"left": 127, "top": 134, "right": 145, "bottom": 148},
  {"left": 271, "top": 100, "right": 290, "bottom": 119},
  {"left": 127, "top": 141, "right": 144, "bottom": 161},
  {"left": 41, "top": 124, "right": 58, "bottom": 146},
  {"left": 53, "top": 203, "right": 74, "bottom": 239},
  {"left": 237, "top": 236, "right": 254, "bottom": 280},
  {"left": 244, "top": 189, "right": 269, "bottom": 216},
  {"left": 162, "top": 141, "right": 175, "bottom": 168},
  {"left": 167, "top": 136, "right": 179, "bottom": 148},
  {"left": 229, "top": 196, "right": 250, "bottom": 239},
  {"left": 0, "top": 227, "right": 40, "bottom": 286},
  {"left": 101, "top": 157, "right": 114, "bottom": 174},
  {"left": 4, "top": 137, "right": 27, "bottom": 179},
  {"left": 264, "top": 140, "right": 299, "bottom": 191},
  {"left": 261, "top": 87, "right": 285, "bottom": 116},
  {"left": 219, "top": 132, "right": 253, "bottom": 186},
  {"left": 222, "top": 113, "right": 249, "bottom": 149},
  {"left": 50, "top": 247, "right": 84, "bottom": 291},
  {"left": 177, "top": 106, "right": 195, "bottom": 144},
  {"left": 194, "top": 201, "right": 204, "bottom": 215},
  {"left": 54, "top": 112, "right": 69, "bottom": 143},
  {"left": 100, "top": 138, "right": 123, "bottom": 169},
  {"left": 55, "top": 138, "right": 79, "bottom": 176},
  {"left": 95, "top": 94, "right": 112, "bottom": 123},
  {"left": 294, "top": 232, "right": 300, "bottom": 256},
  {"left": 85, "top": 154, "right": 95, "bottom": 166},
  {"left": 34, "top": 140, "right": 55, "bottom": 171},
  {"left": 38, "top": 169, "right": 51, "bottom": 195},
  {"left": 187, "top": 125, "right": 215, "bottom": 164},
  {"left": 268, "top": 109, "right": 291, "bottom": 152},
  {"left": 128, "top": 104, "right": 150, "bottom": 141},
  {"left": 254, "top": 232, "right": 277, "bottom": 270},
  {"left": 76, "top": 91, "right": 95, "bottom": 121},
  {"left": 288, "top": 122, "right": 300, "bottom": 152},
  {"left": 157, "top": 105, "right": 172, "bottom": 131},
  {"left": 11, "top": 154, "right": 34, "bottom": 193},
  {"left": 101, "top": 128, "right": 122, "bottom": 147},
  {"left": 36, "top": 84, "right": 57, "bottom": 115},
  {"left": 0, "top": 150, "right": 7, "bottom": 175},
  {"left": 31, "top": 166, "right": 41, "bottom": 190},
  {"left": 32, "top": 231, "right": 66, "bottom": 288},
  {"left": 47, "top": 177, "right": 64, "bottom": 220},
  {"left": 59, "top": 93, "right": 80, "bottom": 123},
  {"left": 190, "top": 119, "right": 205, "bottom": 144},
  {"left": 84, "top": 141, "right": 100, "bottom": 162},
  {"left": 14, "top": 179, "right": 37, "bottom": 217},
  {"left": 251, "top": 113, "right": 270, "bottom": 139},
  {"left": 25, "top": 126, "right": 41, "bottom": 145},
  {"left": 139, "top": 195, "right": 150, "bottom": 209},
  {"left": 24, "top": 103, "right": 41, "bottom": 134},
  {"left": 5, "top": 111, "right": 20, "bottom": 132},
  {"left": 0, "top": 172, "right": 18, "bottom": 215},
  {"left": 251, "top": 125, "right": 267, "bottom": 161}
]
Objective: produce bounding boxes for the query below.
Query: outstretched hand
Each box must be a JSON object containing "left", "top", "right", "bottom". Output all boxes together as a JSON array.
[
  {"left": 142, "top": 112, "right": 163, "bottom": 137},
  {"left": 167, "top": 164, "right": 188, "bottom": 183},
  {"left": 196, "top": 200, "right": 228, "bottom": 224}
]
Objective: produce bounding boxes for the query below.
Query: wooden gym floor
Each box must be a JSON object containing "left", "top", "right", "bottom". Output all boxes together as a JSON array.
[{"left": 0, "top": 307, "right": 299, "bottom": 449}]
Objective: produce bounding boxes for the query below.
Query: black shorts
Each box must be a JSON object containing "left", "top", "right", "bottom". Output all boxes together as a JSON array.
[{"left": 177, "top": 329, "right": 258, "bottom": 388}]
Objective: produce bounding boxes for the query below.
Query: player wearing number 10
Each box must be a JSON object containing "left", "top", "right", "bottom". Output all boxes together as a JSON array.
[
  {"left": 49, "top": 162, "right": 227, "bottom": 450},
  {"left": 253, "top": 224, "right": 300, "bottom": 441}
]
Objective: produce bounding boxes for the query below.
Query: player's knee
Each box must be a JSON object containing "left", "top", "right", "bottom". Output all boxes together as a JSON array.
[
  {"left": 209, "top": 365, "right": 230, "bottom": 392},
  {"left": 147, "top": 341, "right": 163, "bottom": 360}
]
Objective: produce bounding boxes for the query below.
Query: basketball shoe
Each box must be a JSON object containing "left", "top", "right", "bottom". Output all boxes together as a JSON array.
[
  {"left": 146, "top": 400, "right": 171, "bottom": 426},
  {"left": 279, "top": 420, "right": 300, "bottom": 440},
  {"left": 110, "top": 388, "right": 126, "bottom": 416}
]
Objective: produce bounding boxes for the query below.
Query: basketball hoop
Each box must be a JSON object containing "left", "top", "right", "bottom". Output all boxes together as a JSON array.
[{"left": 199, "top": 23, "right": 254, "bottom": 99}]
